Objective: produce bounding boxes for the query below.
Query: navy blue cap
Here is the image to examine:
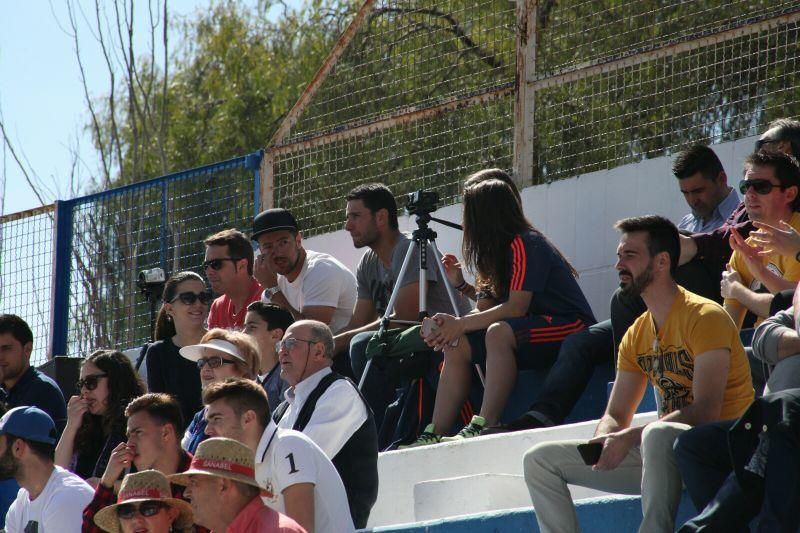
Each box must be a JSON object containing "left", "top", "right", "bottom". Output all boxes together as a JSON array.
[{"left": 0, "top": 406, "right": 57, "bottom": 445}]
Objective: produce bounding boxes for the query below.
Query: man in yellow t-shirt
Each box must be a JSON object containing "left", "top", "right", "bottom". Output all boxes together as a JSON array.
[
  {"left": 525, "top": 215, "right": 754, "bottom": 533},
  {"left": 722, "top": 151, "right": 800, "bottom": 328}
]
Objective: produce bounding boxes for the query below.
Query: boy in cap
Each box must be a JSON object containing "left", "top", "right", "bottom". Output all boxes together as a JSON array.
[
  {"left": 93, "top": 469, "right": 192, "bottom": 533},
  {"left": 170, "top": 437, "right": 304, "bottom": 532},
  {"left": 1, "top": 406, "right": 94, "bottom": 532}
]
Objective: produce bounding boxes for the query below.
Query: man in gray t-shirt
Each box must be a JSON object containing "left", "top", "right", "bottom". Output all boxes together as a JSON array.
[
  {"left": 356, "top": 233, "right": 469, "bottom": 319},
  {"left": 334, "top": 184, "right": 471, "bottom": 429}
]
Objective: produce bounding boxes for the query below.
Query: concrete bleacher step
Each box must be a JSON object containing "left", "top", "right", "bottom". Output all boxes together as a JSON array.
[
  {"left": 414, "top": 473, "right": 531, "bottom": 522},
  {"left": 368, "top": 412, "right": 659, "bottom": 529},
  {"left": 363, "top": 493, "right": 697, "bottom": 533}
]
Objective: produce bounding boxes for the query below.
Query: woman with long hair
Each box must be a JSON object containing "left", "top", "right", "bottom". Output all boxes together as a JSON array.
[
  {"left": 178, "top": 328, "right": 260, "bottom": 453},
  {"left": 407, "top": 176, "right": 596, "bottom": 446},
  {"left": 55, "top": 350, "right": 146, "bottom": 482},
  {"left": 145, "top": 271, "right": 211, "bottom": 423}
]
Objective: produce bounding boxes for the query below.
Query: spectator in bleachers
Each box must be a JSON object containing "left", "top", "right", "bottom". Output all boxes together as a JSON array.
[
  {"left": 674, "top": 296, "right": 800, "bottom": 531},
  {"left": 405, "top": 178, "right": 595, "bottom": 445},
  {"left": 677, "top": 388, "right": 800, "bottom": 532},
  {"left": 170, "top": 437, "right": 305, "bottom": 533},
  {"left": 675, "top": 145, "right": 739, "bottom": 233},
  {"left": 251, "top": 207, "right": 356, "bottom": 336},
  {"left": 524, "top": 215, "right": 754, "bottom": 533},
  {"left": 55, "top": 350, "right": 146, "bottom": 484},
  {"left": 273, "top": 320, "right": 377, "bottom": 528},
  {"left": 243, "top": 302, "right": 293, "bottom": 413},
  {"left": 755, "top": 117, "right": 800, "bottom": 158},
  {"left": 178, "top": 329, "right": 259, "bottom": 454},
  {"left": 82, "top": 393, "right": 209, "bottom": 533},
  {"left": 203, "top": 229, "right": 263, "bottom": 330},
  {"left": 0, "top": 315, "right": 66, "bottom": 431},
  {"left": 92, "top": 469, "right": 193, "bottom": 533},
  {"left": 1, "top": 406, "right": 94, "bottom": 533},
  {"left": 202, "top": 378, "right": 353, "bottom": 532},
  {"left": 722, "top": 151, "right": 800, "bottom": 328},
  {"left": 485, "top": 145, "right": 740, "bottom": 434},
  {"left": 144, "top": 271, "right": 209, "bottom": 426},
  {"left": 335, "top": 183, "right": 471, "bottom": 429}
]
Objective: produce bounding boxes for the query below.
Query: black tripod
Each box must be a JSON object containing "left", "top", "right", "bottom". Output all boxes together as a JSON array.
[{"left": 357, "top": 210, "right": 465, "bottom": 391}]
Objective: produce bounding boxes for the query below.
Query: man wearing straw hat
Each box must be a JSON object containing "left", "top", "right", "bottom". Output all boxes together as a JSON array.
[
  {"left": 170, "top": 437, "right": 304, "bottom": 532},
  {"left": 0, "top": 406, "right": 94, "bottom": 533},
  {"left": 93, "top": 470, "right": 193, "bottom": 533}
]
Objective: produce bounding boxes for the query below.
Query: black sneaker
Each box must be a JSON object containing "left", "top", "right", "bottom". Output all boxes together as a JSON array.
[{"left": 480, "top": 413, "right": 548, "bottom": 435}]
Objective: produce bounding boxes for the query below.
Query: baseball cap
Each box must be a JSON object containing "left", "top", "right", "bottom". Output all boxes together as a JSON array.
[
  {"left": 0, "top": 406, "right": 57, "bottom": 445},
  {"left": 251, "top": 208, "right": 299, "bottom": 241}
]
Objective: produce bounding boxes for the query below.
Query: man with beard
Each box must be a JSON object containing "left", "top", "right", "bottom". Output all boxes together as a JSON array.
[
  {"left": 524, "top": 215, "right": 754, "bottom": 533},
  {"left": 251, "top": 208, "right": 356, "bottom": 347},
  {"left": 334, "top": 183, "right": 472, "bottom": 428},
  {"left": 721, "top": 151, "right": 800, "bottom": 328},
  {"left": 1, "top": 406, "right": 93, "bottom": 533}
]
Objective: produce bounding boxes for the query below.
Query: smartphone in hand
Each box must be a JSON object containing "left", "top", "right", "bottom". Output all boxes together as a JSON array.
[{"left": 577, "top": 442, "right": 603, "bottom": 466}]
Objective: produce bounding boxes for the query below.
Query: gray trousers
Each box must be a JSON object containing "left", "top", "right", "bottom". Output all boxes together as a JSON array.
[{"left": 523, "top": 421, "right": 690, "bottom": 533}]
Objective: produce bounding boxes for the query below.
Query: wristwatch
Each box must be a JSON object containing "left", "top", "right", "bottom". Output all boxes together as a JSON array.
[{"left": 264, "top": 286, "right": 281, "bottom": 299}]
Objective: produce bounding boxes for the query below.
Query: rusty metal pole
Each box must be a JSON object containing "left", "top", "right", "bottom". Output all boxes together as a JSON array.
[{"left": 513, "top": 0, "right": 537, "bottom": 188}]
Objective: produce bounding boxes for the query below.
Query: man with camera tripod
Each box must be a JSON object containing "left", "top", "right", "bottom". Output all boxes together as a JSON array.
[{"left": 334, "top": 183, "right": 471, "bottom": 430}]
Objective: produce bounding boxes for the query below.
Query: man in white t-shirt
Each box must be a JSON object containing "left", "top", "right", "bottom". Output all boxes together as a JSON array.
[
  {"left": 0, "top": 406, "right": 93, "bottom": 533},
  {"left": 202, "top": 378, "right": 354, "bottom": 533},
  {"left": 252, "top": 208, "right": 357, "bottom": 336}
]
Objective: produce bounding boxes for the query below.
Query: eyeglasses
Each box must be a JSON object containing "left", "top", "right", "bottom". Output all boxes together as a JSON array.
[
  {"left": 202, "top": 257, "right": 240, "bottom": 271},
  {"left": 275, "top": 337, "right": 317, "bottom": 353},
  {"left": 738, "top": 179, "right": 785, "bottom": 195},
  {"left": 196, "top": 356, "right": 237, "bottom": 369},
  {"left": 169, "top": 291, "right": 213, "bottom": 306},
  {"left": 76, "top": 373, "right": 108, "bottom": 392},
  {"left": 116, "top": 501, "right": 168, "bottom": 520},
  {"left": 755, "top": 138, "right": 780, "bottom": 151}
]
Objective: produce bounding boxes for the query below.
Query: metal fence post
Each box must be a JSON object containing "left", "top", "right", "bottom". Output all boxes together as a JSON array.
[
  {"left": 49, "top": 200, "right": 73, "bottom": 358},
  {"left": 245, "top": 150, "right": 263, "bottom": 213},
  {"left": 513, "top": 0, "right": 537, "bottom": 188}
]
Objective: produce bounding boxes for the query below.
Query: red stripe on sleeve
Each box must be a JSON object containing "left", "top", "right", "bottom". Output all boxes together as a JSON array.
[{"left": 510, "top": 235, "right": 526, "bottom": 291}]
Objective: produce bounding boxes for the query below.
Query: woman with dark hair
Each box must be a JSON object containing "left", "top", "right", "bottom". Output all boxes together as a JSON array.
[
  {"left": 55, "top": 350, "right": 146, "bottom": 482},
  {"left": 145, "top": 271, "right": 211, "bottom": 423},
  {"left": 406, "top": 177, "right": 596, "bottom": 446}
]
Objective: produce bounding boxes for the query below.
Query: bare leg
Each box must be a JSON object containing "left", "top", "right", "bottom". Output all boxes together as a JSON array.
[
  {"left": 430, "top": 337, "right": 472, "bottom": 434},
  {"left": 479, "top": 321, "right": 518, "bottom": 425}
]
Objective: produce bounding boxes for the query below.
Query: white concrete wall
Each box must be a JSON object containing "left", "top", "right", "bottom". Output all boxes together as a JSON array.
[{"left": 306, "top": 136, "right": 757, "bottom": 322}]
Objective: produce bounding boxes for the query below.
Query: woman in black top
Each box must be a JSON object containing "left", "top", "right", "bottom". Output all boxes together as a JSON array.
[
  {"left": 55, "top": 349, "right": 146, "bottom": 482},
  {"left": 145, "top": 271, "right": 211, "bottom": 423}
]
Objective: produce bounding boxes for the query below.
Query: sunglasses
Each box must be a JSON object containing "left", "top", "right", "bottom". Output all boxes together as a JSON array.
[
  {"left": 755, "top": 138, "right": 780, "bottom": 151},
  {"left": 196, "top": 356, "right": 238, "bottom": 369},
  {"left": 116, "top": 501, "right": 168, "bottom": 520},
  {"left": 202, "top": 257, "right": 240, "bottom": 271},
  {"left": 169, "top": 291, "right": 213, "bottom": 306},
  {"left": 275, "top": 337, "right": 317, "bottom": 353},
  {"left": 76, "top": 373, "right": 108, "bottom": 392},
  {"left": 738, "top": 179, "right": 785, "bottom": 195}
]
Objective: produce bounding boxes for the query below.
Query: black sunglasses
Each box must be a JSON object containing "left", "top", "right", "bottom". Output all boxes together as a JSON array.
[
  {"left": 76, "top": 373, "right": 108, "bottom": 392},
  {"left": 196, "top": 356, "right": 237, "bottom": 369},
  {"left": 738, "top": 179, "right": 785, "bottom": 195},
  {"left": 116, "top": 501, "right": 168, "bottom": 520},
  {"left": 169, "top": 291, "right": 213, "bottom": 306},
  {"left": 755, "top": 138, "right": 780, "bottom": 151},
  {"left": 202, "top": 257, "right": 240, "bottom": 271}
]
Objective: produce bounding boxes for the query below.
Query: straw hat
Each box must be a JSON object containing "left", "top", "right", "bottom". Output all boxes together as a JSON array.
[
  {"left": 168, "top": 437, "right": 261, "bottom": 489},
  {"left": 94, "top": 470, "right": 193, "bottom": 533}
]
